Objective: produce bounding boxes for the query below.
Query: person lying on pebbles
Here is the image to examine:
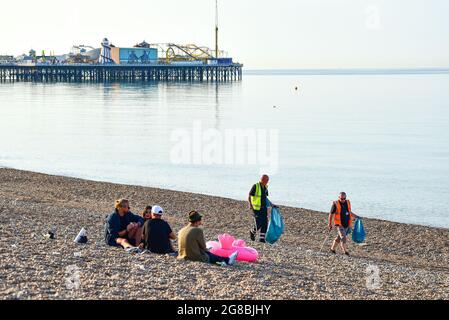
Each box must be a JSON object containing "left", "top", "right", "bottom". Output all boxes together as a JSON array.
[
  {"left": 328, "top": 192, "right": 360, "bottom": 256},
  {"left": 104, "top": 199, "right": 145, "bottom": 254},
  {"left": 141, "top": 205, "right": 177, "bottom": 255},
  {"left": 177, "top": 211, "right": 238, "bottom": 267}
]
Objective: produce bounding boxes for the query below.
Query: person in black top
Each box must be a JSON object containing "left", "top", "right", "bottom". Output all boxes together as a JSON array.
[
  {"left": 142, "top": 205, "right": 177, "bottom": 254},
  {"left": 104, "top": 199, "right": 144, "bottom": 253},
  {"left": 328, "top": 192, "right": 359, "bottom": 255},
  {"left": 248, "top": 174, "right": 277, "bottom": 243}
]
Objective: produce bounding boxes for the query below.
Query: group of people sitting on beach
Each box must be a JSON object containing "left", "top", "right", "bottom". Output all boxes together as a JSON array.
[
  {"left": 105, "top": 175, "right": 361, "bottom": 266},
  {"left": 104, "top": 199, "right": 238, "bottom": 266}
]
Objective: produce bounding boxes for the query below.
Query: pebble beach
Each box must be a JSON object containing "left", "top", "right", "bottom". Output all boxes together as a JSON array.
[{"left": 0, "top": 168, "right": 448, "bottom": 300}]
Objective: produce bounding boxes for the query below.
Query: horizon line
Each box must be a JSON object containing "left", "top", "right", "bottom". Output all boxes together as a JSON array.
[{"left": 244, "top": 67, "right": 449, "bottom": 75}]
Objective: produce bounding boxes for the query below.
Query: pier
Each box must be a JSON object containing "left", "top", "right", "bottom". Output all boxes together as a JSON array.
[{"left": 0, "top": 63, "right": 243, "bottom": 82}]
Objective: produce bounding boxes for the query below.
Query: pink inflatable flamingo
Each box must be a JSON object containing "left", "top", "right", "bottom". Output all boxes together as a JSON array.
[{"left": 206, "top": 233, "right": 259, "bottom": 263}]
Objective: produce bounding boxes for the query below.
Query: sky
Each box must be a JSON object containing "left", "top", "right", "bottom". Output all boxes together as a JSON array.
[{"left": 1, "top": 0, "right": 448, "bottom": 69}]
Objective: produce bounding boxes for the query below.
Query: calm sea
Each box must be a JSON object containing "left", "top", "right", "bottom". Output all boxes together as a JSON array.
[{"left": 1, "top": 71, "right": 449, "bottom": 228}]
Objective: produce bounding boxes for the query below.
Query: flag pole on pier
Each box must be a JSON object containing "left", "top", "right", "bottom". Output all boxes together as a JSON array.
[{"left": 215, "top": 0, "right": 219, "bottom": 59}]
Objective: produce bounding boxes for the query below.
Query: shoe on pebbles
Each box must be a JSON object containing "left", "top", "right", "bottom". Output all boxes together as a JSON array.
[
  {"left": 125, "top": 247, "right": 142, "bottom": 254},
  {"left": 227, "top": 251, "right": 238, "bottom": 266}
]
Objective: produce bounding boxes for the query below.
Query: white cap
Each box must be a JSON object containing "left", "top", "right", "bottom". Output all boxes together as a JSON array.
[{"left": 151, "top": 205, "right": 164, "bottom": 215}]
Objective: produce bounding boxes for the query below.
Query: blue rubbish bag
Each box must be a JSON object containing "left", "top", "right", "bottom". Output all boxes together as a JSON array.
[
  {"left": 352, "top": 218, "right": 366, "bottom": 243},
  {"left": 265, "top": 206, "right": 285, "bottom": 244}
]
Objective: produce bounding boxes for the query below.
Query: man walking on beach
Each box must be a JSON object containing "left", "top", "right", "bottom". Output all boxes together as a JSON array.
[
  {"left": 105, "top": 199, "right": 145, "bottom": 253},
  {"left": 178, "top": 211, "right": 238, "bottom": 266},
  {"left": 328, "top": 192, "right": 359, "bottom": 255},
  {"left": 248, "top": 174, "right": 277, "bottom": 243}
]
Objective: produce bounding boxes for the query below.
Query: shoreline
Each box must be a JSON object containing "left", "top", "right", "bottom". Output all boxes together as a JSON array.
[
  {"left": 1, "top": 168, "right": 448, "bottom": 300},
  {"left": 1, "top": 165, "right": 446, "bottom": 231}
]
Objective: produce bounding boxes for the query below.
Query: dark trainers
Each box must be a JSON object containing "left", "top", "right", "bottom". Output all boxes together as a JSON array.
[
  {"left": 259, "top": 239, "right": 266, "bottom": 243},
  {"left": 250, "top": 232, "right": 255, "bottom": 241},
  {"left": 344, "top": 251, "right": 350, "bottom": 256},
  {"left": 330, "top": 249, "right": 336, "bottom": 254}
]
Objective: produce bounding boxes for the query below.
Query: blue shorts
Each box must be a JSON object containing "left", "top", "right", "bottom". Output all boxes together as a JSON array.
[{"left": 336, "top": 226, "right": 350, "bottom": 242}]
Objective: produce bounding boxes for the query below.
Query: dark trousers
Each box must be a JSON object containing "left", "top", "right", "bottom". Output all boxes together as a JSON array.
[
  {"left": 206, "top": 251, "right": 229, "bottom": 264},
  {"left": 251, "top": 207, "right": 268, "bottom": 241}
]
